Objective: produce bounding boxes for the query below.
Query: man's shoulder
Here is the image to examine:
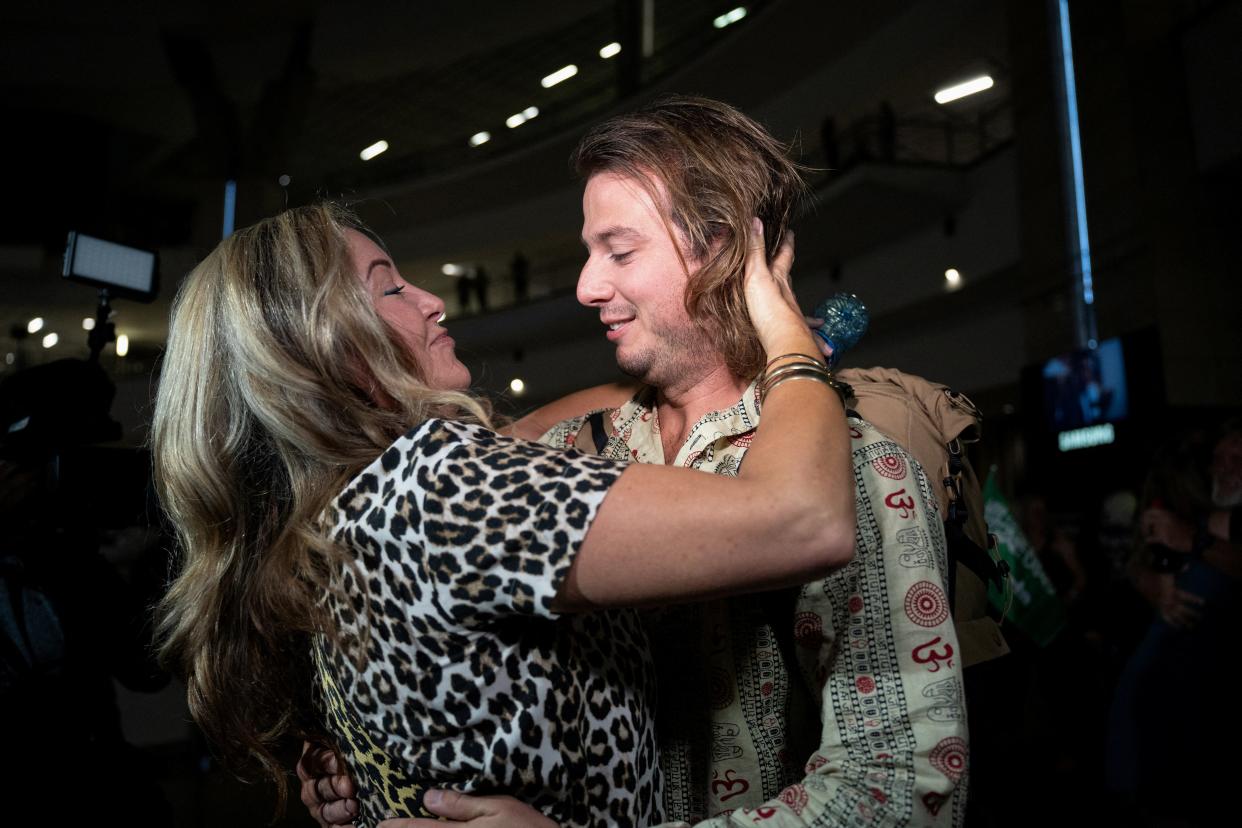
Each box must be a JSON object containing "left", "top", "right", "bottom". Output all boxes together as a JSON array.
[
  {"left": 847, "top": 414, "right": 913, "bottom": 458},
  {"left": 537, "top": 409, "right": 615, "bottom": 449},
  {"left": 848, "top": 415, "right": 939, "bottom": 510},
  {"left": 536, "top": 385, "right": 654, "bottom": 449}
]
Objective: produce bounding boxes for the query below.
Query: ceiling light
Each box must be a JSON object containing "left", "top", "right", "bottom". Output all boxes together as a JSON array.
[
  {"left": 469, "top": 131, "right": 491, "bottom": 147},
  {"left": 42, "top": 332, "right": 58, "bottom": 349},
  {"left": 506, "top": 107, "right": 539, "bottom": 129},
  {"left": 82, "top": 317, "right": 95, "bottom": 331},
  {"left": 442, "top": 263, "right": 465, "bottom": 276},
  {"left": 359, "top": 140, "right": 389, "bottom": 161},
  {"left": 278, "top": 174, "right": 291, "bottom": 186},
  {"left": 27, "top": 317, "right": 43, "bottom": 334},
  {"left": 116, "top": 334, "right": 129, "bottom": 357},
  {"left": 4, "top": 353, "right": 13, "bottom": 365},
  {"left": 599, "top": 42, "right": 622, "bottom": 59},
  {"left": 944, "top": 268, "right": 963, "bottom": 290},
  {"left": 713, "top": 7, "right": 748, "bottom": 28},
  {"left": 509, "top": 378, "right": 526, "bottom": 395},
  {"left": 541, "top": 65, "right": 578, "bottom": 88},
  {"left": 934, "top": 75, "right": 994, "bottom": 104}
]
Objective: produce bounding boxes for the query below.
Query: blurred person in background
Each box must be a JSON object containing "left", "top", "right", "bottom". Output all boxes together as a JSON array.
[
  {"left": 1015, "top": 493, "right": 1088, "bottom": 609},
  {"left": 1091, "top": 489, "right": 1142, "bottom": 635},
  {"left": 1011, "top": 492, "right": 1106, "bottom": 806},
  {"left": 1140, "top": 419, "right": 1242, "bottom": 578},
  {"left": 0, "top": 359, "right": 171, "bottom": 825},
  {"left": 1107, "top": 420, "right": 1242, "bottom": 826}
]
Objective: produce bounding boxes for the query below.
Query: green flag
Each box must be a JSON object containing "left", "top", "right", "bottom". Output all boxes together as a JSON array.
[{"left": 983, "top": 470, "right": 1066, "bottom": 646}]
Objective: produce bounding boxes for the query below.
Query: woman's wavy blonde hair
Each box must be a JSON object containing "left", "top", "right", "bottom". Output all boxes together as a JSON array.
[
  {"left": 572, "top": 95, "right": 807, "bottom": 379},
  {"left": 151, "top": 202, "right": 488, "bottom": 805}
]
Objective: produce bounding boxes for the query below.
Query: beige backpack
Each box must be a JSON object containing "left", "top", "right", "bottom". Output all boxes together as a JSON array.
[{"left": 838, "top": 366, "right": 1010, "bottom": 668}]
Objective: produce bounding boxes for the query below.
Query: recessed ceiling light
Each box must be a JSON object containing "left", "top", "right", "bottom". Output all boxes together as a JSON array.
[
  {"left": 934, "top": 75, "right": 994, "bottom": 104},
  {"left": 509, "top": 378, "right": 526, "bottom": 395},
  {"left": 541, "top": 65, "right": 578, "bottom": 88},
  {"left": 116, "top": 334, "right": 129, "bottom": 357},
  {"left": 470, "top": 131, "right": 491, "bottom": 147},
  {"left": 42, "top": 332, "right": 58, "bottom": 348},
  {"left": 599, "top": 42, "right": 622, "bottom": 59},
  {"left": 506, "top": 107, "right": 539, "bottom": 129},
  {"left": 359, "top": 140, "right": 389, "bottom": 161},
  {"left": 82, "top": 317, "right": 95, "bottom": 331},
  {"left": 27, "top": 317, "right": 43, "bottom": 334},
  {"left": 713, "top": 7, "right": 747, "bottom": 29}
]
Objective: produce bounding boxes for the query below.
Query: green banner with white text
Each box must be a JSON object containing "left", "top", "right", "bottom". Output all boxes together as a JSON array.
[{"left": 983, "top": 471, "right": 1066, "bottom": 646}]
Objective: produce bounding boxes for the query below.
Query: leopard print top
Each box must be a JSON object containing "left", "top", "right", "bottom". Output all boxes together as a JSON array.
[{"left": 313, "top": 418, "right": 664, "bottom": 828}]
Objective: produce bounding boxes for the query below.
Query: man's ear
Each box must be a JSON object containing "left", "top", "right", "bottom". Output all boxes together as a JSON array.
[{"left": 696, "top": 226, "right": 736, "bottom": 276}]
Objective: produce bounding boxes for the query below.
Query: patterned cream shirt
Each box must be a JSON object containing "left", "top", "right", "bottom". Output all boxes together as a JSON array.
[{"left": 541, "top": 382, "right": 968, "bottom": 827}]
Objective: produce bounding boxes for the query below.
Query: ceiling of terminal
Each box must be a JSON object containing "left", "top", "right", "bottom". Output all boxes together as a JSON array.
[
  {"left": 0, "top": 0, "right": 775, "bottom": 251},
  {"left": 2, "top": 0, "right": 1017, "bottom": 369}
]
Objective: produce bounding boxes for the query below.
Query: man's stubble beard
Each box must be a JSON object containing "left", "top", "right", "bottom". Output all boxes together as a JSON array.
[{"left": 616, "top": 317, "right": 714, "bottom": 391}]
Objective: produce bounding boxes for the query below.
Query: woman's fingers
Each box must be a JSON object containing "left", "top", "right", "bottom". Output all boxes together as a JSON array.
[
  {"left": 741, "top": 219, "right": 771, "bottom": 321},
  {"left": 424, "top": 790, "right": 492, "bottom": 821},
  {"left": 770, "top": 230, "right": 795, "bottom": 286},
  {"left": 319, "top": 788, "right": 359, "bottom": 826},
  {"left": 743, "top": 220, "right": 798, "bottom": 324},
  {"left": 373, "top": 791, "right": 557, "bottom": 827},
  {"left": 309, "top": 774, "right": 359, "bottom": 826},
  {"left": 297, "top": 742, "right": 358, "bottom": 828}
]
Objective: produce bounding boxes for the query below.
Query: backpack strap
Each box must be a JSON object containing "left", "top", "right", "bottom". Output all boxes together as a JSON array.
[
  {"left": 586, "top": 411, "right": 609, "bottom": 454},
  {"left": 572, "top": 411, "right": 611, "bottom": 456},
  {"left": 942, "top": 438, "right": 1008, "bottom": 593},
  {"left": 945, "top": 520, "right": 1008, "bottom": 591}
]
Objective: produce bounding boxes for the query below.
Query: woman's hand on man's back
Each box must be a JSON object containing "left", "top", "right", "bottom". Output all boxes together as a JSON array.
[{"left": 297, "top": 740, "right": 359, "bottom": 828}]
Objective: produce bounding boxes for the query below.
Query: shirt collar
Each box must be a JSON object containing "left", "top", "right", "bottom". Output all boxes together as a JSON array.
[{"left": 610, "top": 379, "right": 761, "bottom": 464}]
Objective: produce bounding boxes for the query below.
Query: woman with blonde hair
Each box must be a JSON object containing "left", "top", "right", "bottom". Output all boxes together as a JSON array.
[{"left": 153, "top": 202, "right": 854, "bottom": 828}]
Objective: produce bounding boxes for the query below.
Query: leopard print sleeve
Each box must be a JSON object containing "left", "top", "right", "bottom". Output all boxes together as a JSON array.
[
  {"left": 317, "top": 418, "right": 661, "bottom": 828},
  {"left": 330, "top": 418, "right": 625, "bottom": 627}
]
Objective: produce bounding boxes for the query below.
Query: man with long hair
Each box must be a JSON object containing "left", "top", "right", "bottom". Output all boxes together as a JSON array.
[{"left": 309, "top": 96, "right": 968, "bottom": 827}]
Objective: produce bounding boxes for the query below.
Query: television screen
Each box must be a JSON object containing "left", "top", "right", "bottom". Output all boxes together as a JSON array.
[{"left": 1041, "top": 338, "right": 1128, "bottom": 430}]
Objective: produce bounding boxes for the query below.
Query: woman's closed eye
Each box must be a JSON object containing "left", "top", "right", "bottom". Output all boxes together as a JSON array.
[{"left": 383, "top": 284, "right": 405, "bottom": 296}]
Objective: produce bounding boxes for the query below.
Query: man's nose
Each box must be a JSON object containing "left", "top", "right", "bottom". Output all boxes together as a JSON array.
[{"left": 576, "top": 258, "right": 612, "bottom": 307}]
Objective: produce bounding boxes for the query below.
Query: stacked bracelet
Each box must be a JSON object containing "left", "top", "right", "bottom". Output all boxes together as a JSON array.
[
  {"left": 763, "top": 352, "right": 825, "bottom": 371},
  {"left": 759, "top": 353, "right": 853, "bottom": 403}
]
